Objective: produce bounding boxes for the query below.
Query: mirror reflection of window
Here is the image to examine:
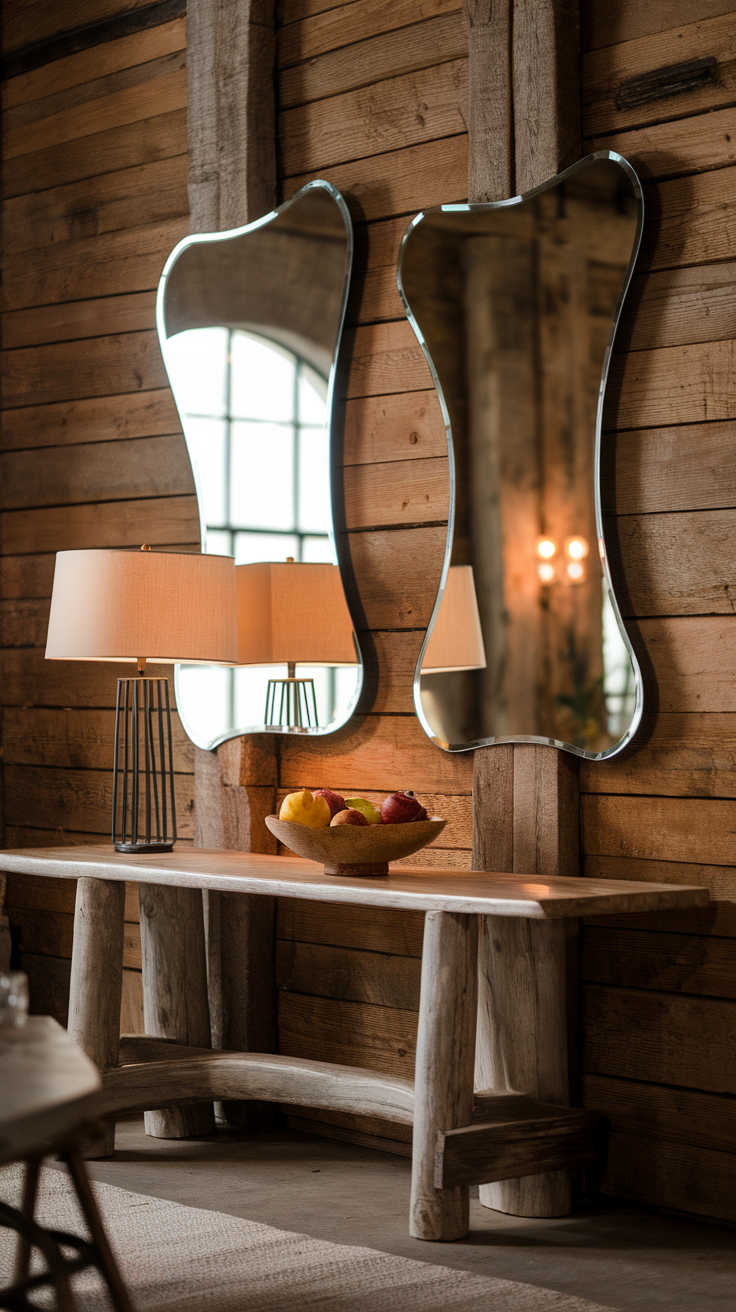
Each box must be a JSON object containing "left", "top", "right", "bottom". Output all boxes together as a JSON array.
[{"left": 164, "top": 327, "right": 358, "bottom": 745}]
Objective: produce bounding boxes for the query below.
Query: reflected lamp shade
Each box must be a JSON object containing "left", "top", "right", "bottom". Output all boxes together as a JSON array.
[
  {"left": 236, "top": 562, "right": 355, "bottom": 666},
  {"left": 421, "top": 565, "right": 487, "bottom": 674},
  {"left": 45, "top": 549, "right": 238, "bottom": 665}
]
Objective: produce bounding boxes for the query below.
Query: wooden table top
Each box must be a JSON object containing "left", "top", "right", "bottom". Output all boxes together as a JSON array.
[
  {"left": 0, "top": 1016, "right": 102, "bottom": 1164},
  {"left": 0, "top": 844, "right": 710, "bottom": 918}
]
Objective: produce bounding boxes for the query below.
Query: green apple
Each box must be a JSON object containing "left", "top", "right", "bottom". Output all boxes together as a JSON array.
[{"left": 345, "top": 796, "right": 382, "bottom": 825}]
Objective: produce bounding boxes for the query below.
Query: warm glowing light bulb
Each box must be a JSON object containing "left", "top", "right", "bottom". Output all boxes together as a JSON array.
[
  {"left": 537, "top": 537, "right": 557, "bottom": 559},
  {"left": 565, "top": 536, "right": 589, "bottom": 561},
  {"left": 567, "top": 561, "right": 585, "bottom": 582},
  {"left": 537, "top": 561, "right": 556, "bottom": 583}
]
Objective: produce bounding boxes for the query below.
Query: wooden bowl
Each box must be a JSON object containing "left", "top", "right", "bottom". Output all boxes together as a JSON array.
[{"left": 265, "top": 814, "right": 447, "bottom": 877}]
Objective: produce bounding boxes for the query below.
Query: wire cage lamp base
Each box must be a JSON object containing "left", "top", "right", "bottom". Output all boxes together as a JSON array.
[
  {"left": 265, "top": 670, "right": 318, "bottom": 729},
  {"left": 113, "top": 677, "right": 177, "bottom": 852}
]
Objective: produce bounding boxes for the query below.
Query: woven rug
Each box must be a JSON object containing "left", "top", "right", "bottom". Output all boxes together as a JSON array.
[{"left": 0, "top": 1165, "right": 617, "bottom": 1311}]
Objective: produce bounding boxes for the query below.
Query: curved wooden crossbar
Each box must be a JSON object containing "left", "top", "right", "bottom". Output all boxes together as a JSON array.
[{"left": 102, "top": 1049, "right": 415, "bottom": 1125}]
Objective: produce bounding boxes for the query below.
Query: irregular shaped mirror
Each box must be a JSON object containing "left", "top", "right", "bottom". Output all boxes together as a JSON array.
[
  {"left": 398, "top": 152, "right": 643, "bottom": 758},
  {"left": 157, "top": 181, "right": 361, "bottom": 749}
]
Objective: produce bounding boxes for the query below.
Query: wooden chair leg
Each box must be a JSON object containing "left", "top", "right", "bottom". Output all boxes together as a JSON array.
[
  {"left": 13, "top": 1156, "right": 40, "bottom": 1283},
  {"left": 68, "top": 878, "right": 126, "bottom": 1158},
  {"left": 65, "top": 1148, "right": 134, "bottom": 1312},
  {"left": 410, "top": 910, "right": 478, "bottom": 1241}
]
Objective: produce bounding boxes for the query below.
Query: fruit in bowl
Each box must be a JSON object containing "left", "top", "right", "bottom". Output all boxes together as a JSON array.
[
  {"left": 266, "top": 788, "right": 446, "bottom": 877},
  {"left": 331, "top": 808, "right": 369, "bottom": 827},
  {"left": 313, "top": 788, "right": 345, "bottom": 819},
  {"left": 345, "top": 797, "right": 382, "bottom": 825},
  {"left": 279, "top": 788, "right": 331, "bottom": 828},
  {"left": 381, "top": 791, "right": 427, "bottom": 824}
]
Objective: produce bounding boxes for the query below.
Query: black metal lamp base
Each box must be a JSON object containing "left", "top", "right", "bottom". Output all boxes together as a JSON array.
[
  {"left": 114, "top": 840, "right": 176, "bottom": 854},
  {"left": 112, "top": 677, "right": 177, "bottom": 851}
]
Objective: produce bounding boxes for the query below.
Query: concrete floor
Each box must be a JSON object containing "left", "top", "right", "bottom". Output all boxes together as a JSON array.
[{"left": 76, "top": 1119, "right": 735, "bottom": 1312}]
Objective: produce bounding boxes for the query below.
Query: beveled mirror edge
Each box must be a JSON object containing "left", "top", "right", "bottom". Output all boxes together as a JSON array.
[
  {"left": 156, "top": 179, "right": 364, "bottom": 749},
  {"left": 397, "top": 150, "right": 646, "bottom": 762}
]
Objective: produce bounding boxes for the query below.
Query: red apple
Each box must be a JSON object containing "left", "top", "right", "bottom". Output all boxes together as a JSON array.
[
  {"left": 381, "top": 791, "right": 427, "bottom": 825},
  {"left": 313, "top": 788, "right": 345, "bottom": 819},
  {"left": 330, "top": 808, "right": 369, "bottom": 827}
]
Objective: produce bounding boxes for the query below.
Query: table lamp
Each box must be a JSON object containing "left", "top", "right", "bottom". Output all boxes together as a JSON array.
[
  {"left": 235, "top": 559, "right": 356, "bottom": 728},
  {"left": 45, "top": 547, "right": 238, "bottom": 852},
  {"left": 421, "top": 565, "right": 487, "bottom": 673}
]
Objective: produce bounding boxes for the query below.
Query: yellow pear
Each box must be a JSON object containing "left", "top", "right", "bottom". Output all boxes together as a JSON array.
[{"left": 279, "top": 788, "right": 331, "bottom": 828}]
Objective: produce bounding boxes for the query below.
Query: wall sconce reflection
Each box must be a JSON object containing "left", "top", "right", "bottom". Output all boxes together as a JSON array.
[{"left": 536, "top": 535, "right": 589, "bottom": 585}]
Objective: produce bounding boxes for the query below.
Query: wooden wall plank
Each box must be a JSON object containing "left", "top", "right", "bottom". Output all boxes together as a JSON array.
[
  {"left": 344, "top": 455, "right": 449, "bottom": 529},
  {"left": 582, "top": 793, "right": 736, "bottom": 867},
  {"left": 0, "top": 435, "right": 194, "bottom": 507},
  {"left": 4, "top": 155, "right": 188, "bottom": 256},
  {"left": 276, "top": 940, "right": 421, "bottom": 1009},
  {"left": 277, "top": 898, "right": 425, "bottom": 956},
  {"left": 3, "top": 764, "right": 194, "bottom": 837},
  {"left": 582, "top": 1073, "right": 736, "bottom": 1156},
  {"left": 278, "top": 991, "right": 417, "bottom": 1078},
  {"left": 280, "top": 12, "right": 466, "bottom": 109},
  {"left": 0, "top": 391, "right": 181, "bottom": 452},
  {"left": 3, "top": 707, "right": 194, "bottom": 772},
  {"left": 279, "top": 714, "right": 474, "bottom": 792},
  {"left": 604, "top": 421, "right": 736, "bottom": 516},
  {"left": 2, "top": 219, "right": 188, "bottom": 311},
  {"left": 2, "top": 108, "right": 187, "bottom": 199},
  {"left": 582, "top": 926, "right": 736, "bottom": 998},
  {"left": 583, "top": 11, "right": 736, "bottom": 137},
  {"left": 279, "top": 59, "right": 467, "bottom": 175},
  {"left": 582, "top": 984, "right": 736, "bottom": 1093},
  {"left": 2, "top": 17, "right": 186, "bottom": 109},
  {"left": 621, "top": 264, "right": 736, "bottom": 353},
  {"left": 612, "top": 509, "right": 736, "bottom": 617},
  {"left": 278, "top": 0, "right": 461, "bottom": 68},
  {"left": 284, "top": 134, "right": 468, "bottom": 221},
  {"left": 581, "top": 0, "right": 736, "bottom": 55},
  {"left": 1, "top": 495, "right": 199, "bottom": 554},
  {"left": 597, "top": 1132, "right": 736, "bottom": 1224},
  {"left": 342, "top": 391, "right": 447, "bottom": 466}
]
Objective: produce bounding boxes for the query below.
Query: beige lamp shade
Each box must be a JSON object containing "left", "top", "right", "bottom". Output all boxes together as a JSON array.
[
  {"left": 421, "top": 565, "right": 487, "bottom": 673},
  {"left": 236, "top": 561, "right": 355, "bottom": 665},
  {"left": 45, "top": 549, "right": 238, "bottom": 664}
]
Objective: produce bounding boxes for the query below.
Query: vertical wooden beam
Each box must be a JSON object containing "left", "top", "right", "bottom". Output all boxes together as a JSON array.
[
  {"left": 512, "top": 0, "right": 581, "bottom": 195},
  {"left": 463, "top": 0, "right": 513, "bottom": 202},
  {"left": 187, "top": 0, "right": 276, "bottom": 233},
  {"left": 410, "top": 910, "right": 478, "bottom": 1241},
  {"left": 68, "top": 877, "right": 125, "bottom": 1156},
  {"left": 466, "top": 0, "right": 582, "bottom": 1219}
]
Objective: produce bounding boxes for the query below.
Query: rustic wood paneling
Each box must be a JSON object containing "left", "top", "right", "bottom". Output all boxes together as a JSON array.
[{"left": 0, "top": 1, "right": 198, "bottom": 1030}]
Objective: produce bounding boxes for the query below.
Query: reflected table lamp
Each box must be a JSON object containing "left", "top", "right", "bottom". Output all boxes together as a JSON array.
[
  {"left": 236, "top": 559, "right": 356, "bottom": 728},
  {"left": 45, "top": 547, "right": 238, "bottom": 853},
  {"left": 421, "top": 565, "right": 487, "bottom": 674}
]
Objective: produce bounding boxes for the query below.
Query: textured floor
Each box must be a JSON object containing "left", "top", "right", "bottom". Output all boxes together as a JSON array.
[{"left": 74, "top": 1119, "right": 736, "bottom": 1312}]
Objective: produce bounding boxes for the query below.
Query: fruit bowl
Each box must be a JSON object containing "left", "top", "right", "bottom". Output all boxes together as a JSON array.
[{"left": 265, "top": 814, "right": 447, "bottom": 877}]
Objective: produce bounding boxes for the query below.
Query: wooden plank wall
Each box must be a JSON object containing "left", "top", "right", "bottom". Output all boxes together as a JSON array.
[
  {"left": 0, "top": 0, "right": 200, "bottom": 1028},
  {"left": 576, "top": 0, "right": 736, "bottom": 1225}
]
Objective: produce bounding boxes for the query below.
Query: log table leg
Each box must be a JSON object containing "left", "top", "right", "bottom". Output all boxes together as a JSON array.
[
  {"left": 410, "top": 910, "right": 478, "bottom": 1241},
  {"left": 138, "top": 884, "right": 215, "bottom": 1138},
  {"left": 68, "top": 877, "right": 125, "bottom": 1157},
  {"left": 476, "top": 916, "right": 572, "bottom": 1217}
]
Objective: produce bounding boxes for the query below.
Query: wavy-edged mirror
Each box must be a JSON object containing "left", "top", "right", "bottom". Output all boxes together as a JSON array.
[
  {"left": 157, "top": 180, "right": 361, "bottom": 750},
  {"left": 398, "top": 152, "right": 643, "bottom": 759}
]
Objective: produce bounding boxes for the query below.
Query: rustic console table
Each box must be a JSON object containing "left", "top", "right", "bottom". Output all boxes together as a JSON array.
[{"left": 0, "top": 846, "right": 709, "bottom": 1242}]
